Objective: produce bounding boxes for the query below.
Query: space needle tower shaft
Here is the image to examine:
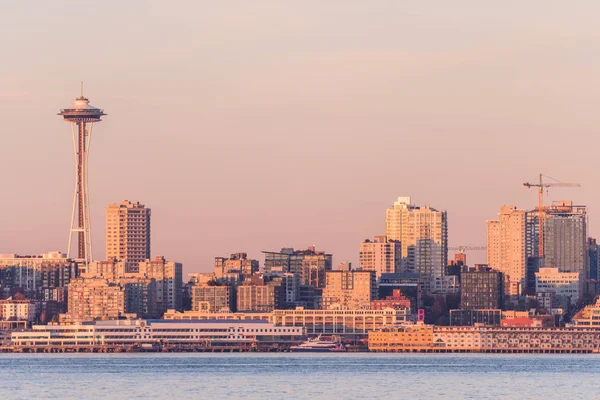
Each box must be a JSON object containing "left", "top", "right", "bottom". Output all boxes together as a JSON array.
[{"left": 58, "top": 84, "right": 106, "bottom": 265}]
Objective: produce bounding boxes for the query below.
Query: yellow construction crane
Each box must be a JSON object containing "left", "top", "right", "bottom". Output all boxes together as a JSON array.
[{"left": 523, "top": 173, "right": 580, "bottom": 257}]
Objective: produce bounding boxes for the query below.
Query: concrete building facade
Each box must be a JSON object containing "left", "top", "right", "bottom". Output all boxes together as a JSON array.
[
  {"left": 263, "top": 247, "right": 332, "bottom": 288},
  {"left": 385, "top": 197, "right": 448, "bottom": 292},
  {"left": 359, "top": 236, "right": 402, "bottom": 278},
  {"left": 535, "top": 267, "right": 582, "bottom": 308},
  {"left": 487, "top": 205, "right": 528, "bottom": 296},
  {"left": 543, "top": 201, "right": 587, "bottom": 277},
  {"left": 214, "top": 253, "right": 259, "bottom": 279},
  {"left": 321, "top": 270, "right": 376, "bottom": 310},
  {"left": 105, "top": 200, "right": 151, "bottom": 271},
  {"left": 192, "top": 285, "right": 232, "bottom": 312},
  {"left": 136, "top": 256, "right": 183, "bottom": 313}
]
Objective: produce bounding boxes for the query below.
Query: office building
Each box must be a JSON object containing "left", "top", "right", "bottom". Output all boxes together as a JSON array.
[
  {"left": 460, "top": 265, "right": 503, "bottom": 310},
  {"left": 359, "top": 236, "right": 402, "bottom": 278},
  {"left": 321, "top": 270, "right": 376, "bottom": 310},
  {"left": 105, "top": 200, "right": 151, "bottom": 271},
  {"left": 385, "top": 197, "right": 448, "bottom": 292}
]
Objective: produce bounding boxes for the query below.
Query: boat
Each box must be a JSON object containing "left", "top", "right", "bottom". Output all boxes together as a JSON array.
[{"left": 290, "top": 335, "right": 346, "bottom": 352}]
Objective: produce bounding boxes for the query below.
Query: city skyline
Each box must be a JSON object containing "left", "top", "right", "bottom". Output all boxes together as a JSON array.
[{"left": 2, "top": 2, "right": 600, "bottom": 275}]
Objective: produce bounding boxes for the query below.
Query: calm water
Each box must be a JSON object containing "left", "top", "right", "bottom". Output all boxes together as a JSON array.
[{"left": 1, "top": 353, "right": 599, "bottom": 399}]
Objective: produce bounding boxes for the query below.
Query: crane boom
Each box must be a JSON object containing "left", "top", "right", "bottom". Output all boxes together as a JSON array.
[{"left": 522, "top": 173, "right": 580, "bottom": 257}]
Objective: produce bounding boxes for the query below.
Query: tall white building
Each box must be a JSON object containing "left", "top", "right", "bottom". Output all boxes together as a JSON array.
[
  {"left": 359, "top": 236, "right": 402, "bottom": 278},
  {"left": 486, "top": 205, "right": 528, "bottom": 296},
  {"left": 106, "top": 200, "right": 151, "bottom": 271},
  {"left": 385, "top": 197, "right": 448, "bottom": 292}
]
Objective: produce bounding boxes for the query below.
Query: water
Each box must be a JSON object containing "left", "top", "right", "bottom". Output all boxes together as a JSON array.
[{"left": 0, "top": 353, "right": 598, "bottom": 399}]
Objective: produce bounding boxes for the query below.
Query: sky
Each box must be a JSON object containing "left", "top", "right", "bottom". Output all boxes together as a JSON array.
[{"left": 1, "top": 1, "right": 600, "bottom": 274}]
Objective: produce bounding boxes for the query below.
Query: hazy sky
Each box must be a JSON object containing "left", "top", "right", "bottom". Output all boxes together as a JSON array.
[{"left": 2, "top": 1, "right": 600, "bottom": 274}]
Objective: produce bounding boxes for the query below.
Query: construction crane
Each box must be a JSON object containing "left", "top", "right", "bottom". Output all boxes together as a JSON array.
[
  {"left": 448, "top": 246, "right": 487, "bottom": 252},
  {"left": 523, "top": 173, "right": 580, "bottom": 257}
]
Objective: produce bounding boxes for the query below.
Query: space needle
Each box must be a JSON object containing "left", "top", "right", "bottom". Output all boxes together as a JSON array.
[{"left": 58, "top": 83, "right": 106, "bottom": 265}]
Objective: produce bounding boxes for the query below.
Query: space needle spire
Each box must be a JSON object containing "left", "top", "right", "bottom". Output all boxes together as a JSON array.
[{"left": 58, "top": 84, "right": 106, "bottom": 265}]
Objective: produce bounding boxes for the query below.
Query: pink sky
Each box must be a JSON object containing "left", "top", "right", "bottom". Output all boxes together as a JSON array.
[{"left": 1, "top": 1, "right": 599, "bottom": 274}]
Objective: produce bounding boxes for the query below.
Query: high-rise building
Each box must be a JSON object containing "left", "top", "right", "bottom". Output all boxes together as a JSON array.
[
  {"left": 262, "top": 246, "right": 332, "bottom": 288},
  {"left": 543, "top": 201, "right": 587, "bottom": 278},
  {"left": 322, "top": 270, "right": 376, "bottom": 310},
  {"left": 385, "top": 197, "right": 448, "bottom": 291},
  {"left": 106, "top": 200, "right": 151, "bottom": 272},
  {"left": 136, "top": 256, "right": 183, "bottom": 314},
  {"left": 359, "top": 236, "right": 402, "bottom": 278},
  {"left": 587, "top": 238, "right": 599, "bottom": 281},
  {"left": 460, "top": 265, "right": 503, "bottom": 310},
  {"left": 487, "top": 205, "right": 528, "bottom": 296}
]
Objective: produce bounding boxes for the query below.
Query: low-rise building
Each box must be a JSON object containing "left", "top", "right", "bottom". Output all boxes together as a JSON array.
[
  {"left": 369, "top": 323, "right": 600, "bottom": 352},
  {"left": 371, "top": 289, "right": 412, "bottom": 311},
  {"left": 236, "top": 277, "right": 283, "bottom": 312},
  {"left": 0, "top": 294, "right": 38, "bottom": 322},
  {"left": 62, "top": 277, "right": 157, "bottom": 323},
  {"left": 572, "top": 298, "right": 600, "bottom": 328},
  {"left": 450, "top": 309, "right": 502, "bottom": 326},
  {"left": 378, "top": 273, "right": 421, "bottom": 310},
  {"left": 11, "top": 319, "right": 304, "bottom": 347},
  {"left": 163, "top": 307, "right": 407, "bottom": 337},
  {"left": 368, "top": 323, "right": 433, "bottom": 351},
  {"left": 271, "top": 307, "right": 405, "bottom": 336},
  {"left": 192, "top": 285, "right": 232, "bottom": 312}
]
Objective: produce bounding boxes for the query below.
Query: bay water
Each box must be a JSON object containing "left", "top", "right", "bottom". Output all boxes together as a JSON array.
[{"left": 0, "top": 353, "right": 598, "bottom": 399}]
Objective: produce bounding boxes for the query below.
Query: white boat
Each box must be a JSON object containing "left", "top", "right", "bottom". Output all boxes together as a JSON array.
[{"left": 290, "top": 335, "right": 346, "bottom": 352}]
